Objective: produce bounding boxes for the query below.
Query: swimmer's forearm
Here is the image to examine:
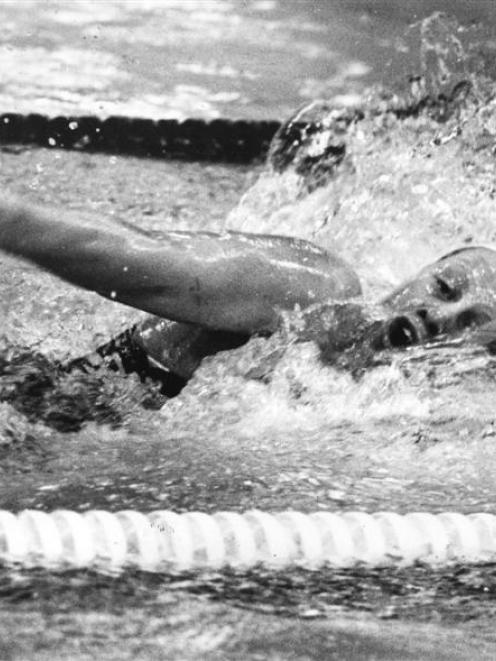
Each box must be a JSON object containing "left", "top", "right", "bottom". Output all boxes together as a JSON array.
[
  {"left": 0, "top": 199, "right": 120, "bottom": 272},
  {"left": 0, "top": 198, "right": 159, "bottom": 295},
  {"left": 0, "top": 197, "right": 197, "bottom": 309}
]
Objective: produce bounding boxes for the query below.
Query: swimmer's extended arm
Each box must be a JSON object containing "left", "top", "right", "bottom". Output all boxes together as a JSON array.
[{"left": 0, "top": 198, "right": 360, "bottom": 334}]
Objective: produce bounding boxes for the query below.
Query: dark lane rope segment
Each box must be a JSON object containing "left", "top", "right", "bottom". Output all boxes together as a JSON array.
[
  {"left": 0, "top": 113, "right": 282, "bottom": 163},
  {"left": 0, "top": 84, "right": 468, "bottom": 164}
]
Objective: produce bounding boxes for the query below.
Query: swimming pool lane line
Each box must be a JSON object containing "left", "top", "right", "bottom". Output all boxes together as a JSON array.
[
  {"left": 0, "top": 509, "right": 494, "bottom": 572},
  {"left": 0, "top": 113, "right": 281, "bottom": 163}
]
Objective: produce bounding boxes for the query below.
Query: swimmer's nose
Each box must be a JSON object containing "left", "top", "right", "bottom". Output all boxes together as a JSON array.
[{"left": 381, "top": 313, "right": 428, "bottom": 349}]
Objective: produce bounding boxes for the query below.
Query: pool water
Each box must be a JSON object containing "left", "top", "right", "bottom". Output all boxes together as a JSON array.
[
  {"left": 1, "top": 0, "right": 496, "bottom": 120},
  {"left": 3, "top": 7, "right": 496, "bottom": 660},
  {"left": 2, "top": 13, "right": 496, "bottom": 518}
]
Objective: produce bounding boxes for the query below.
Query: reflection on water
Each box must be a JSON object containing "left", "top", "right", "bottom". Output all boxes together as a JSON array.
[{"left": 1, "top": 0, "right": 496, "bottom": 119}]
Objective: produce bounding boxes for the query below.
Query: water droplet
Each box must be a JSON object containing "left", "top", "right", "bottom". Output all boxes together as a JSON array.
[
  {"left": 110, "top": 290, "right": 117, "bottom": 299},
  {"left": 69, "top": 121, "right": 78, "bottom": 130},
  {"left": 48, "top": 137, "right": 56, "bottom": 147}
]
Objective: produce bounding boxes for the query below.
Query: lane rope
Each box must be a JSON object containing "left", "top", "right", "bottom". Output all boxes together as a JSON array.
[
  {"left": 1, "top": 509, "right": 496, "bottom": 572},
  {"left": 0, "top": 113, "right": 281, "bottom": 163},
  {"left": 0, "top": 86, "right": 467, "bottom": 166},
  {"left": 0, "top": 94, "right": 483, "bottom": 578}
]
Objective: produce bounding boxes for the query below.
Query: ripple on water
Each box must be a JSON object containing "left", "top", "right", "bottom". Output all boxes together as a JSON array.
[{"left": 3, "top": 14, "right": 496, "bottom": 514}]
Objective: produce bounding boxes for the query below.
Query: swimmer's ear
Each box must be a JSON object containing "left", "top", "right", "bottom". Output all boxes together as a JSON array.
[{"left": 470, "top": 320, "right": 496, "bottom": 354}]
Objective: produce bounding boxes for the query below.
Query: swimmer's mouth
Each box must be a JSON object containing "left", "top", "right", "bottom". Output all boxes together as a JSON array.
[{"left": 380, "top": 313, "right": 429, "bottom": 349}]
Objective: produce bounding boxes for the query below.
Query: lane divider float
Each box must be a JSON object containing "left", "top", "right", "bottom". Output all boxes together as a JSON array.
[
  {"left": 0, "top": 113, "right": 281, "bottom": 163},
  {"left": 1, "top": 509, "right": 496, "bottom": 572}
]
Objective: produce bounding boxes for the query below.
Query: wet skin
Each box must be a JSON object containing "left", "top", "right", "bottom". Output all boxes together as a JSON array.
[
  {"left": 2, "top": 199, "right": 496, "bottom": 381},
  {"left": 379, "top": 247, "right": 496, "bottom": 349},
  {"left": 0, "top": 198, "right": 360, "bottom": 381},
  {"left": 106, "top": 248, "right": 496, "bottom": 381},
  {"left": 0, "top": 199, "right": 361, "bottom": 336},
  {"left": 135, "top": 247, "right": 496, "bottom": 366}
]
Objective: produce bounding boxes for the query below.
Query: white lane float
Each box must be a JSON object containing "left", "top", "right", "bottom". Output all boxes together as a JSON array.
[{"left": 1, "top": 509, "right": 496, "bottom": 572}]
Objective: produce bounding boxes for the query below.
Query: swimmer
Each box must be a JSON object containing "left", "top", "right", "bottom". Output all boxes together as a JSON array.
[{"left": 0, "top": 199, "right": 496, "bottom": 387}]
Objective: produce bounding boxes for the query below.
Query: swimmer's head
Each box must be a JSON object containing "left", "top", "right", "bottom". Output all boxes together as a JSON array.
[{"left": 379, "top": 247, "right": 496, "bottom": 348}]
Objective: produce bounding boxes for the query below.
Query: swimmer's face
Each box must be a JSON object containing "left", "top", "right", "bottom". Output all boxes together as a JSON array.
[{"left": 380, "top": 247, "right": 496, "bottom": 347}]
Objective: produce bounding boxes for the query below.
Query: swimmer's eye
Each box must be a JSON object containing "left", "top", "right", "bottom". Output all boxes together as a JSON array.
[{"left": 433, "top": 275, "right": 462, "bottom": 302}]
